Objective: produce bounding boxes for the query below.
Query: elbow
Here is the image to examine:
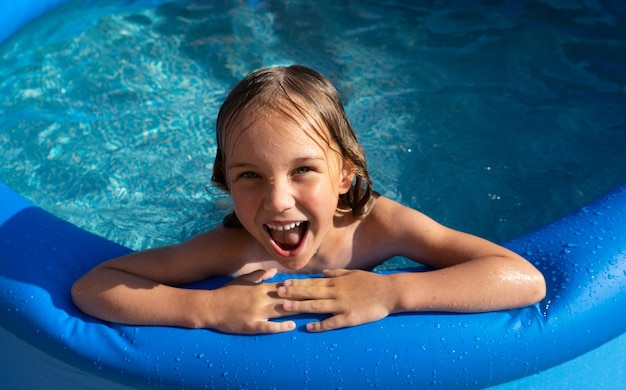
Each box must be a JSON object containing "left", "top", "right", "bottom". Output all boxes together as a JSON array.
[
  {"left": 71, "top": 278, "right": 84, "bottom": 308},
  {"left": 499, "top": 261, "right": 547, "bottom": 308},
  {"left": 509, "top": 254, "right": 547, "bottom": 307},
  {"left": 71, "top": 275, "right": 92, "bottom": 314},
  {"left": 525, "top": 268, "right": 547, "bottom": 306}
]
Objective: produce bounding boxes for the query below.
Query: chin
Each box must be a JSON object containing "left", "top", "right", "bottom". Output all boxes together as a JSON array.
[
  {"left": 274, "top": 253, "right": 315, "bottom": 272},
  {"left": 279, "top": 260, "right": 309, "bottom": 272}
]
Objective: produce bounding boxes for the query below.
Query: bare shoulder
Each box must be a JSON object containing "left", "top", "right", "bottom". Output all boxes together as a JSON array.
[
  {"left": 364, "top": 196, "right": 445, "bottom": 238},
  {"left": 365, "top": 196, "right": 530, "bottom": 270},
  {"left": 361, "top": 196, "right": 494, "bottom": 268},
  {"left": 352, "top": 196, "right": 443, "bottom": 265}
]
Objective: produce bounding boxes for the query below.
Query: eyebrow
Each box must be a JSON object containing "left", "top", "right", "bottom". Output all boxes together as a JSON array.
[{"left": 227, "top": 156, "right": 327, "bottom": 170}]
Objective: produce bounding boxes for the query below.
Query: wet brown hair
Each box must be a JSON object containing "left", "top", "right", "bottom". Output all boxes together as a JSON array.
[{"left": 211, "top": 65, "right": 377, "bottom": 222}]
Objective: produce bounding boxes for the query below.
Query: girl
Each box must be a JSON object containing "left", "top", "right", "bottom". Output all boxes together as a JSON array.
[{"left": 72, "top": 65, "right": 546, "bottom": 334}]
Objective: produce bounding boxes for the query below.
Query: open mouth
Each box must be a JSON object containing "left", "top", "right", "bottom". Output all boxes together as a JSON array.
[{"left": 264, "top": 221, "right": 309, "bottom": 252}]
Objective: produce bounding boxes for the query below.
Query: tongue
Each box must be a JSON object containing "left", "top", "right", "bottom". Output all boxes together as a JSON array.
[{"left": 270, "top": 224, "right": 306, "bottom": 250}]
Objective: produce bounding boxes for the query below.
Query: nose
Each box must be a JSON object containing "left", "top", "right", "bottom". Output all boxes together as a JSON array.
[{"left": 264, "top": 178, "right": 295, "bottom": 212}]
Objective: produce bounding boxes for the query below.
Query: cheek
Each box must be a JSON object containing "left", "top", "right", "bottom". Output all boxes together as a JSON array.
[
  {"left": 304, "top": 182, "right": 339, "bottom": 213},
  {"left": 230, "top": 189, "right": 254, "bottom": 219}
]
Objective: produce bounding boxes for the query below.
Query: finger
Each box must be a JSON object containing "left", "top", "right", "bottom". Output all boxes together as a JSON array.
[
  {"left": 260, "top": 268, "right": 278, "bottom": 281},
  {"left": 282, "top": 298, "right": 337, "bottom": 314},
  {"left": 277, "top": 284, "right": 335, "bottom": 300},
  {"left": 305, "top": 314, "right": 354, "bottom": 333},
  {"left": 247, "top": 320, "right": 296, "bottom": 334},
  {"left": 283, "top": 277, "right": 331, "bottom": 288},
  {"left": 267, "top": 301, "right": 295, "bottom": 317},
  {"left": 237, "top": 268, "right": 277, "bottom": 283},
  {"left": 278, "top": 277, "right": 334, "bottom": 299}
]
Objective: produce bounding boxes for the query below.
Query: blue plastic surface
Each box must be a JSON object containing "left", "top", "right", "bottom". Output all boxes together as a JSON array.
[
  {"left": 2, "top": 178, "right": 626, "bottom": 388},
  {"left": 1, "top": 1, "right": 626, "bottom": 388},
  {"left": 0, "top": 0, "right": 68, "bottom": 44}
]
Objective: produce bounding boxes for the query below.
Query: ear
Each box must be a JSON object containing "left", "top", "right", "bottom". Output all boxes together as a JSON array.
[{"left": 338, "top": 160, "right": 355, "bottom": 195}]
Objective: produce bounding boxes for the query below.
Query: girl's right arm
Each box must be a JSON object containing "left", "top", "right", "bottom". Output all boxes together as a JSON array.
[{"left": 71, "top": 229, "right": 296, "bottom": 334}]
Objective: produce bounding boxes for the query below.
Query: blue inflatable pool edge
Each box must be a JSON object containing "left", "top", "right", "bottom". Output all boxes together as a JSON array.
[
  {"left": 2, "top": 178, "right": 626, "bottom": 389},
  {"left": 1, "top": 1, "right": 626, "bottom": 387},
  {"left": 0, "top": 0, "right": 69, "bottom": 44}
]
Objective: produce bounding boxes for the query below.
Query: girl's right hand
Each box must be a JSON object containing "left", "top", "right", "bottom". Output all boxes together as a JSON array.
[{"left": 204, "top": 268, "right": 297, "bottom": 334}]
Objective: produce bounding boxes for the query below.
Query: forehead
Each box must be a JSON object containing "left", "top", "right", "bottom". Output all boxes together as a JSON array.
[{"left": 224, "top": 96, "right": 335, "bottom": 155}]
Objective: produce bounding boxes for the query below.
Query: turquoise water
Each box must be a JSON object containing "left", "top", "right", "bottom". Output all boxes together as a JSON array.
[
  {"left": 1, "top": 1, "right": 626, "bottom": 389},
  {"left": 1, "top": 0, "right": 625, "bottom": 253}
]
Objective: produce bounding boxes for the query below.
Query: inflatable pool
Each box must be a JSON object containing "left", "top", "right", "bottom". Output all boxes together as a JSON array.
[
  {"left": 2, "top": 1, "right": 626, "bottom": 389},
  {"left": 2, "top": 178, "right": 626, "bottom": 388}
]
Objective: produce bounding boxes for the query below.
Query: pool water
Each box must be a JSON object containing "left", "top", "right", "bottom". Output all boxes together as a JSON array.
[
  {"left": 1, "top": 0, "right": 625, "bottom": 254},
  {"left": 1, "top": 1, "right": 626, "bottom": 389}
]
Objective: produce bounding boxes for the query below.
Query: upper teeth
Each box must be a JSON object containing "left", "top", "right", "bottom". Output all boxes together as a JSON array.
[{"left": 266, "top": 222, "right": 302, "bottom": 231}]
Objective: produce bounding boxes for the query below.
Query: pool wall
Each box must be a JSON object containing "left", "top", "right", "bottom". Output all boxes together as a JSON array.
[
  {"left": 2, "top": 1, "right": 626, "bottom": 389},
  {"left": 0, "top": 0, "right": 68, "bottom": 44},
  {"left": 2, "top": 178, "right": 626, "bottom": 389}
]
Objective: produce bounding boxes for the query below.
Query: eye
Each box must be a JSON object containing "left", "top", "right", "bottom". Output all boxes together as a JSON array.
[
  {"left": 239, "top": 171, "right": 260, "bottom": 179},
  {"left": 294, "top": 166, "right": 314, "bottom": 175}
]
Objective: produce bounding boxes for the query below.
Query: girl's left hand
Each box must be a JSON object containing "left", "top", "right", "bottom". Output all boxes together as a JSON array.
[{"left": 277, "top": 269, "right": 397, "bottom": 332}]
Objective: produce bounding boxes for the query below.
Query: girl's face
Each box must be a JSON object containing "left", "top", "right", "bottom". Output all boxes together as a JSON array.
[{"left": 224, "top": 111, "right": 353, "bottom": 270}]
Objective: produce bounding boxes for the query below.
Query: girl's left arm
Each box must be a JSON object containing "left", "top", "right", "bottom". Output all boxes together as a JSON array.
[
  {"left": 279, "top": 197, "right": 546, "bottom": 332},
  {"left": 382, "top": 197, "right": 547, "bottom": 314}
]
